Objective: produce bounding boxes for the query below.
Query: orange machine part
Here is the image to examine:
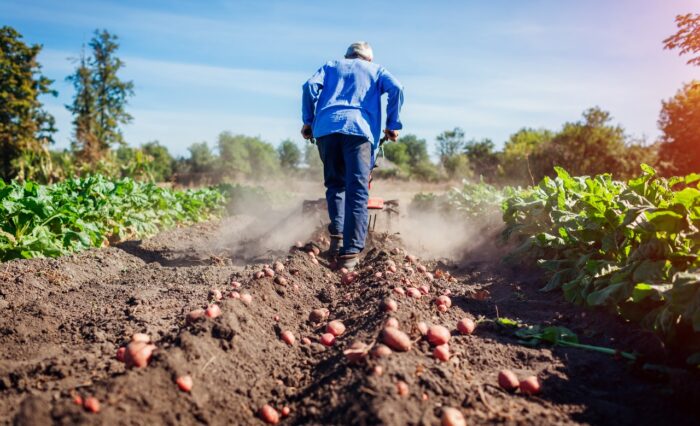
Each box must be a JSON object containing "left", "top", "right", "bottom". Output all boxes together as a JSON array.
[{"left": 367, "top": 197, "right": 384, "bottom": 210}]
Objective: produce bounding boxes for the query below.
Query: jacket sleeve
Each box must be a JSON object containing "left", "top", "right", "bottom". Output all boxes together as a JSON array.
[
  {"left": 302, "top": 66, "right": 325, "bottom": 125},
  {"left": 379, "top": 68, "right": 404, "bottom": 130}
]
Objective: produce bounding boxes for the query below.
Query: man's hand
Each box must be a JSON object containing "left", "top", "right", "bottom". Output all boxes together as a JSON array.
[
  {"left": 301, "top": 124, "right": 313, "bottom": 140},
  {"left": 384, "top": 129, "right": 399, "bottom": 141}
]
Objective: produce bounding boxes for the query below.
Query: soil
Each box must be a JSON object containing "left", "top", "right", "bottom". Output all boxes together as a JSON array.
[{"left": 0, "top": 215, "right": 698, "bottom": 425}]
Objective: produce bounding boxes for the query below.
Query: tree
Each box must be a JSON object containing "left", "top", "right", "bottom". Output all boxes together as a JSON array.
[
  {"left": 66, "top": 30, "right": 134, "bottom": 163},
  {"left": 188, "top": 142, "right": 216, "bottom": 173},
  {"left": 142, "top": 141, "right": 174, "bottom": 181},
  {"left": 217, "top": 132, "right": 279, "bottom": 179},
  {"left": 658, "top": 81, "right": 700, "bottom": 175},
  {"left": 464, "top": 138, "right": 501, "bottom": 181},
  {"left": 436, "top": 127, "right": 470, "bottom": 179},
  {"left": 304, "top": 143, "right": 323, "bottom": 177},
  {"left": 502, "top": 128, "right": 553, "bottom": 184},
  {"left": 277, "top": 139, "right": 302, "bottom": 171},
  {"left": 664, "top": 13, "right": 700, "bottom": 66},
  {"left": 0, "top": 26, "right": 56, "bottom": 181}
]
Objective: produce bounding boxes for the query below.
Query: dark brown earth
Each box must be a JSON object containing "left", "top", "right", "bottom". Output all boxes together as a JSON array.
[{"left": 0, "top": 216, "right": 698, "bottom": 425}]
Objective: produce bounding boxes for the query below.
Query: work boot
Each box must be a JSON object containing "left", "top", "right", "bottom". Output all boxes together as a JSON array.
[
  {"left": 328, "top": 235, "right": 343, "bottom": 258},
  {"left": 339, "top": 253, "right": 360, "bottom": 272}
]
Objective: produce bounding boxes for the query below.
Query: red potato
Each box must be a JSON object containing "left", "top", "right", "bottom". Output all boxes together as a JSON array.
[
  {"left": 186, "top": 308, "right": 205, "bottom": 323},
  {"left": 281, "top": 330, "right": 296, "bottom": 345},
  {"left": 281, "top": 406, "right": 291, "bottom": 417},
  {"left": 301, "top": 337, "right": 312, "bottom": 345},
  {"left": 273, "top": 315, "right": 280, "bottom": 322},
  {"left": 416, "top": 264, "right": 427, "bottom": 273},
  {"left": 241, "top": 293, "right": 252, "bottom": 304},
  {"left": 116, "top": 347, "right": 126, "bottom": 362},
  {"left": 326, "top": 320, "right": 346, "bottom": 337},
  {"left": 209, "top": 288, "right": 222, "bottom": 301},
  {"left": 382, "top": 298, "right": 398, "bottom": 312},
  {"left": 373, "top": 365, "right": 384, "bottom": 376},
  {"left": 387, "top": 264, "right": 397, "bottom": 273},
  {"left": 435, "top": 295, "right": 452, "bottom": 308},
  {"left": 396, "top": 381, "right": 409, "bottom": 397},
  {"left": 229, "top": 291, "right": 240, "bottom": 299},
  {"left": 433, "top": 344, "right": 450, "bottom": 361},
  {"left": 231, "top": 281, "right": 241, "bottom": 289},
  {"left": 124, "top": 341, "right": 156, "bottom": 368},
  {"left": 320, "top": 333, "right": 336, "bottom": 346},
  {"left": 309, "top": 308, "right": 330, "bottom": 323},
  {"left": 519, "top": 376, "right": 541, "bottom": 395},
  {"left": 498, "top": 369, "right": 520, "bottom": 391},
  {"left": 381, "top": 327, "right": 411, "bottom": 351},
  {"left": 273, "top": 261, "right": 285, "bottom": 272},
  {"left": 457, "top": 318, "right": 476, "bottom": 335},
  {"left": 307, "top": 251, "right": 316, "bottom": 258},
  {"left": 385, "top": 317, "right": 399, "bottom": 328},
  {"left": 274, "top": 276, "right": 287, "bottom": 286},
  {"left": 374, "top": 272, "right": 383, "bottom": 279},
  {"left": 372, "top": 344, "right": 393, "bottom": 358},
  {"left": 311, "top": 246, "right": 320, "bottom": 256},
  {"left": 205, "top": 304, "right": 221, "bottom": 319},
  {"left": 264, "top": 268, "right": 275, "bottom": 277},
  {"left": 176, "top": 375, "right": 193, "bottom": 392},
  {"left": 422, "top": 393, "right": 429, "bottom": 401},
  {"left": 72, "top": 395, "right": 83, "bottom": 405},
  {"left": 254, "top": 271, "right": 265, "bottom": 279},
  {"left": 339, "top": 267, "right": 349, "bottom": 275},
  {"left": 131, "top": 333, "right": 150, "bottom": 343},
  {"left": 393, "top": 287, "right": 405, "bottom": 297},
  {"left": 407, "top": 287, "right": 421, "bottom": 299},
  {"left": 341, "top": 272, "right": 357, "bottom": 285},
  {"left": 419, "top": 285, "right": 430, "bottom": 295},
  {"left": 405, "top": 254, "right": 417, "bottom": 264},
  {"left": 437, "top": 304, "right": 448, "bottom": 313},
  {"left": 427, "top": 325, "right": 451, "bottom": 346},
  {"left": 310, "top": 257, "right": 319, "bottom": 265},
  {"left": 425, "top": 272, "right": 434, "bottom": 281},
  {"left": 441, "top": 407, "right": 466, "bottom": 426},
  {"left": 83, "top": 396, "right": 100, "bottom": 413},
  {"left": 417, "top": 321, "right": 429, "bottom": 335},
  {"left": 343, "top": 341, "right": 369, "bottom": 363},
  {"left": 259, "top": 404, "right": 280, "bottom": 425}
]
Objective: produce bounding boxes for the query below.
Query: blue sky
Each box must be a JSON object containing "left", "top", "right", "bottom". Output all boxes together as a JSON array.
[{"left": 2, "top": 0, "right": 698, "bottom": 157}]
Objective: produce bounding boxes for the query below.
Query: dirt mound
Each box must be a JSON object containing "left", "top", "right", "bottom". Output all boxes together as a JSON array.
[{"left": 1, "top": 218, "right": 698, "bottom": 425}]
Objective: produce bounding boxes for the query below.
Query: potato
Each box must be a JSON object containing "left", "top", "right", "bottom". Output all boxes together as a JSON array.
[
  {"left": 419, "top": 285, "right": 430, "bottom": 295},
  {"left": 519, "top": 375, "right": 541, "bottom": 395},
  {"left": 393, "top": 287, "right": 405, "bottom": 297},
  {"left": 205, "top": 304, "right": 221, "bottom": 318},
  {"left": 309, "top": 308, "right": 330, "bottom": 323},
  {"left": 385, "top": 317, "right": 399, "bottom": 328},
  {"left": 406, "top": 287, "right": 421, "bottom": 299},
  {"left": 273, "top": 261, "right": 285, "bottom": 272},
  {"left": 424, "top": 272, "right": 434, "bottom": 281},
  {"left": 125, "top": 341, "right": 156, "bottom": 368},
  {"left": 498, "top": 369, "right": 519, "bottom": 391},
  {"left": 326, "top": 320, "right": 346, "bottom": 337},
  {"left": 259, "top": 404, "right": 279, "bottom": 424},
  {"left": 374, "top": 272, "right": 383, "bottom": 279},
  {"left": 441, "top": 407, "right": 466, "bottom": 426},
  {"left": 341, "top": 272, "right": 357, "bottom": 285},
  {"left": 231, "top": 281, "right": 241, "bottom": 289},
  {"left": 209, "top": 288, "right": 222, "bottom": 301},
  {"left": 264, "top": 268, "right": 275, "bottom": 277},
  {"left": 281, "top": 406, "right": 291, "bottom": 417},
  {"left": 343, "top": 341, "right": 369, "bottom": 363},
  {"left": 373, "top": 365, "right": 384, "bottom": 376},
  {"left": 396, "top": 380, "right": 409, "bottom": 397},
  {"left": 229, "top": 291, "right": 240, "bottom": 299},
  {"left": 382, "top": 327, "right": 411, "bottom": 351},
  {"left": 274, "top": 276, "right": 287, "bottom": 286},
  {"left": 116, "top": 347, "right": 126, "bottom": 362},
  {"left": 320, "top": 333, "right": 336, "bottom": 346},
  {"left": 371, "top": 344, "right": 393, "bottom": 358},
  {"left": 416, "top": 264, "right": 427, "bottom": 273},
  {"left": 241, "top": 293, "right": 252, "bottom": 304},
  {"left": 176, "top": 375, "right": 193, "bottom": 392},
  {"left": 437, "top": 304, "right": 448, "bottom": 313},
  {"left": 435, "top": 295, "right": 452, "bottom": 308},
  {"left": 131, "top": 333, "right": 150, "bottom": 343},
  {"left": 83, "top": 396, "right": 100, "bottom": 413},
  {"left": 417, "top": 321, "right": 429, "bottom": 335},
  {"left": 301, "top": 337, "right": 312, "bottom": 345},
  {"left": 382, "top": 298, "right": 398, "bottom": 312},
  {"left": 433, "top": 344, "right": 450, "bottom": 361},
  {"left": 281, "top": 330, "right": 295, "bottom": 345},
  {"left": 254, "top": 271, "right": 265, "bottom": 279},
  {"left": 456, "top": 318, "right": 476, "bottom": 335},
  {"left": 405, "top": 254, "right": 417, "bottom": 264},
  {"left": 427, "top": 325, "right": 451, "bottom": 346},
  {"left": 387, "top": 264, "right": 397, "bottom": 273}
]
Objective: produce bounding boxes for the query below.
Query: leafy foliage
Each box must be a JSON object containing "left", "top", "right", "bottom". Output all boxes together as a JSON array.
[
  {"left": 502, "top": 165, "right": 700, "bottom": 345},
  {"left": 0, "top": 26, "right": 56, "bottom": 182},
  {"left": 664, "top": 13, "right": 700, "bottom": 66},
  {"left": 0, "top": 175, "right": 226, "bottom": 261},
  {"left": 658, "top": 81, "right": 700, "bottom": 176}
]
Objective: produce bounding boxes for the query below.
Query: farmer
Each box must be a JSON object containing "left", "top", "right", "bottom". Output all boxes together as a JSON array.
[{"left": 301, "top": 41, "right": 404, "bottom": 271}]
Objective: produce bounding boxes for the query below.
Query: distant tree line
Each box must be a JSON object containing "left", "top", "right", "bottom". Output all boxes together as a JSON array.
[{"left": 0, "top": 16, "right": 698, "bottom": 185}]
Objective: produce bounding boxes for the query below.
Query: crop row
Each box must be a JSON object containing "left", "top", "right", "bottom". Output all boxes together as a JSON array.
[{"left": 0, "top": 175, "right": 226, "bottom": 261}]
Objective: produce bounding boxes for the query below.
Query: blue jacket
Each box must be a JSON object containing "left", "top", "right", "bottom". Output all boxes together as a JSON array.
[{"left": 302, "top": 58, "right": 404, "bottom": 146}]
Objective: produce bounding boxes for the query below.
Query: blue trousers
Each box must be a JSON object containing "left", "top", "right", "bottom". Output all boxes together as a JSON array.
[{"left": 316, "top": 133, "right": 372, "bottom": 255}]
